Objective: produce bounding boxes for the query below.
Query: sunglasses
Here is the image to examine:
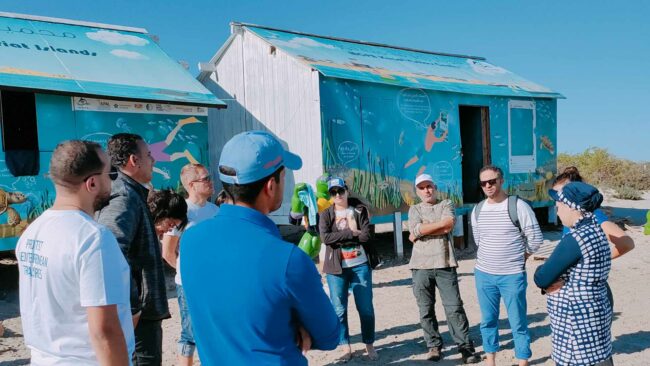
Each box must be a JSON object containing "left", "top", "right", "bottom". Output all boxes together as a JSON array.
[
  {"left": 84, "top": 168, "right": 119, "bottom": 182},
  {"left": 329, "top": 188, "right": 346, "bottom": 196},
  {"left": 479, "top": 178, "right": 499, "bottom": 187}
]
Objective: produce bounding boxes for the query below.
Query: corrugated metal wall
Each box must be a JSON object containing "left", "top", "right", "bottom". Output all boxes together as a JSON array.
[{"left": 206, "top": 28, "right": 323, "bottom": 222}]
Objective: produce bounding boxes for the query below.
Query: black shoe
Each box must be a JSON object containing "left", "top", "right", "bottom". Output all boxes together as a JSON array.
[
  {"left": 426, "top": 347, "right": 442, "bottom": 361},
  {"left": 459, "top": 349, "right": 481, "bottom": 364}
]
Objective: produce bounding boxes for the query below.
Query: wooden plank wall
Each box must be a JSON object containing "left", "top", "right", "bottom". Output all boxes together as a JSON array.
[{"left": 206, "top": 29, "right": 323, "bottom": 222}]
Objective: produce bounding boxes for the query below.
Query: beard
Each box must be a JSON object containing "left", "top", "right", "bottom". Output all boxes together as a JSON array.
[{"left": 93, "top": 190, "right": 111, "bottom": 212}]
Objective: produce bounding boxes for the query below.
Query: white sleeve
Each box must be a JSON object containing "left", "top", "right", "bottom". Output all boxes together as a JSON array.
[
  {"left": 164, "top": 227, "right": 181, "bottom": 237},
  {"left": 470, "top": 206, "right": 479, "bottom": 246},
  {"left": 78, "top": 229, "right": 129, "bottom": 307},
  {"left": 517, "top": 200, "right": 543, "bottom": 253}
]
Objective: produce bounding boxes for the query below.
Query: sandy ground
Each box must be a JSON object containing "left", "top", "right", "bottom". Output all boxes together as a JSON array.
[{"left": 0, "top": 192, "right": 648, "bottom": 365}]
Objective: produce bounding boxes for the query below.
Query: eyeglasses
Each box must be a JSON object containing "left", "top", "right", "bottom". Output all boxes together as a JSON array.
[
  {"left": 329, "top": 188, "right": 346, "bottom": 196},
  {"left": 84, "top": 169, "right": 119, "bottom": 182},
  {"left": 192, "top": 176, "right": 212, "bottom": 184},
  {"left": 479, "top": 178, "right": 499, "bottom": 187}
]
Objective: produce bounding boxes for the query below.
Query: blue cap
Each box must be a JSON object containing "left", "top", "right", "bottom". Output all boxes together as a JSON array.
[
  {"left": 327, "top": 177, "right": 346, "bottom": 190},
  {"left": 218, "top": 131, "right": 302, "bottom": 184},
  {"left": 548, "top": 181, "right": 603, "bottom": 212}
]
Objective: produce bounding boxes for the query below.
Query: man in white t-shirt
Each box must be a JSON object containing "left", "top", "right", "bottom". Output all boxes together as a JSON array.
[
  {"left": 161, "top": 163, "right": 218, "bottom": 366},
  {"left": 16, "top": 140, "right": 134, "bottom": 365}
]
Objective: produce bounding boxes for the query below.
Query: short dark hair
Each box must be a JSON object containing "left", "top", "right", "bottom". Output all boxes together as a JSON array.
[
  {"left": 147, "top": 189, "right": 188, "bottom": 230},
  {"left": 553, "top": 166, "right": 584, "bottom": 185},
  {"left": 108, "top": 133, "right": 143, "bottom": 168},
  {"left": 479, "top": 165, "right": 504, "bottom": 179},
  {"left": 50, "top": 140, "right": 104, "bottom": 188},
  {"left": 215, "top": 189, "right": 232, "bottom": 206},
  {"left": 220, "top": 166, "right": 284, "bottom": 205}
]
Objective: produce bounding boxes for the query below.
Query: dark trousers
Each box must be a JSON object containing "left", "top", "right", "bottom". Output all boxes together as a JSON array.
[
  {"left": 133, "top": 319, "right": 163, "bottom": 366},
  {"left": 412, "top": 268, "right": 474, "bottom": 351}
]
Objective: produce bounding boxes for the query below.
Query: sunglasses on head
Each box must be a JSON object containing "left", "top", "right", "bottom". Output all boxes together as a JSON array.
[
  {"left": 479, "top": 178, "right": 499, "bottom": 187},
  {"left": 329, "top": 187, "right": 346, "bottom": 196}
]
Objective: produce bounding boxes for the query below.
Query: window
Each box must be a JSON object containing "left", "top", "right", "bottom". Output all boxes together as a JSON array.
[
  {"left": 508, "top": 100, "right": 536, "bottom": 173},
  {"left": 0, "top": 90, "right": 39, "bottom": 151}
]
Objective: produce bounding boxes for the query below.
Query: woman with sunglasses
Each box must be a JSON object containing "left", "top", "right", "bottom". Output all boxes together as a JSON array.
[{"left": 319, "top": 177, "right": 379, "bottom": 361}]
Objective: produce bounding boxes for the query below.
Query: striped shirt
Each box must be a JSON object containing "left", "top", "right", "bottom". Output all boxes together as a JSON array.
[{"left": 471, "top": 198, "right": 543, "bottom": 275}]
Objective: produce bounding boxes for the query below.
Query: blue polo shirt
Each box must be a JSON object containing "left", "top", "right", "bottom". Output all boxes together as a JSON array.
[{"left": 180, "top": 204, "right": 340, "bottom": 365}]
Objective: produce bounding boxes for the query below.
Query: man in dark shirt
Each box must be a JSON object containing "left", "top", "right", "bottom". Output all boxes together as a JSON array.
[{"left": 96, "top": 133, "right": 168, "bottom": 366}]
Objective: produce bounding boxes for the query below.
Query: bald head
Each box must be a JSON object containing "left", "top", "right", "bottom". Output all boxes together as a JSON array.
[{"left": 180, "top": 163, "right": 206, "bottom": 190}]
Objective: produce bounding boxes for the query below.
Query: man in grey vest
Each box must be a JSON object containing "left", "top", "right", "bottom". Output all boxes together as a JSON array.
[{"left": 408, "top": 174, "right": 480, "bottom": 363}]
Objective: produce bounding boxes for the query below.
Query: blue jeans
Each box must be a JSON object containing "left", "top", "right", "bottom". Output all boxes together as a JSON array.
[
  {"left": 326, "top": 263, "right": 375, "bottom": 345},
  {"left": 474, "top": 269, "right": 532, "bottom": 360},
  {"left": 176, "top": 284, "right": 196, "bottom": 357}
]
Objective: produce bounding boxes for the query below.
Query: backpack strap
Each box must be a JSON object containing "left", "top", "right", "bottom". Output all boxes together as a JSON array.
[
  {"left": 473, "top": 199, "right": 486, "bottom": 223},
  {"left": 507, "top": 195, "right": 522, "bottom": 234},
  {"left": 475, "top": 196, "right": 524, "bottom": 237}
]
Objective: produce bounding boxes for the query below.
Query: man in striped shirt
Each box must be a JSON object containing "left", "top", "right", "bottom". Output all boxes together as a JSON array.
[{"left": 471, "top": 165, "right": 543, "bottom": 366}]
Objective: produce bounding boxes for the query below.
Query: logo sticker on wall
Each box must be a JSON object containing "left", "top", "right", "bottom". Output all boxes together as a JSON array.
[{"left": 72, "top": 97, "right": 208, "bottom": 116}]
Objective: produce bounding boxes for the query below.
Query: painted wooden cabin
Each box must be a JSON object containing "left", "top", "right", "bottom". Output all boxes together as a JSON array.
[
  {"left": 0, "top": 12, "right": 225, "bottom": 252},
  {"left": 200, "top": 23, "right": 563, "bottom": 230}
]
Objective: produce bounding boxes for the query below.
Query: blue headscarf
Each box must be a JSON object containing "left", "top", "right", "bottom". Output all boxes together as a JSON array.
[{"left": 548, "top": 181, "right": 603, "bottom": 213}]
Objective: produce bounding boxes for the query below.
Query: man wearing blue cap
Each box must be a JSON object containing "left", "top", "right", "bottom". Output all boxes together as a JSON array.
[{"left": 180, "top": 131, "right": 340, "bottom": 365}]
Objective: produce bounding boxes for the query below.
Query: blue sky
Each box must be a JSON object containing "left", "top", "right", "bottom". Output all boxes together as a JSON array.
[{"left": 2, "top": 1, "right": 648, "bottom": 161}]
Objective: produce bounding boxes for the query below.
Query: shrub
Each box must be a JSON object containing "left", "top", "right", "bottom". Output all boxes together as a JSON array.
[
  {"left": 613, "top": 186, "right": 642, "bottom": 200},
  {"left": 558, "top": 148, "right": 650, "bottom": 193}
]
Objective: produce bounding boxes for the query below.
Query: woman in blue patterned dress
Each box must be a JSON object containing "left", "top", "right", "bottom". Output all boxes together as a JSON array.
[{"left": 534, "top": 182, "right": 613, "bottom": 366}]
